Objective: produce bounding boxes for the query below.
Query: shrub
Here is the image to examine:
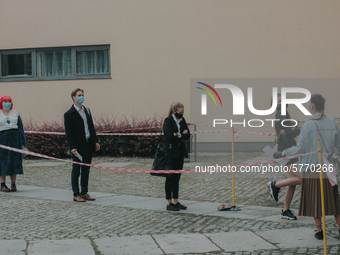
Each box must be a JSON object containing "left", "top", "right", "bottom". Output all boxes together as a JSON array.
[{"left": 23, "top": 114, "right": 164, "bottom": 158}]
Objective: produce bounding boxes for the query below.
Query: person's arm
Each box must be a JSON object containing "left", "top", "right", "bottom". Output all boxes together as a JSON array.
[
  {"left": 285, "top": 125, "right": 299, "bottom": 140},
  {"left": 17, "top": 115, "right": 26, "bottom": 148},
  {"left": 86, "top": 107, "right": 100, "bottom": 151},
  {"left": 334, "top": 119, "right": 340, "bottom": 151},
  {"left": 181, "top": 118, "right": 190, "bottom": 140},
  {"left": 163, "top": 118, "right": 178, "bottom": 144},
  {"left": 283, "top": 124, "right": 308, "bottom": 156},
  {"left": 64, "top": 112, "right": 76, "bottom": 151}
]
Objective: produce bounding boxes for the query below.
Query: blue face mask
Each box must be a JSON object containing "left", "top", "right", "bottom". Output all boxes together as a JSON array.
[
  {"left": 308, "top": 104, "right": 313, "bottom": 114},
  {"left": 3, "top": 103, "right": 11, "bottom": 110},
  {"left": 77, "top": 96, "right": 84, "bottom": 105}
]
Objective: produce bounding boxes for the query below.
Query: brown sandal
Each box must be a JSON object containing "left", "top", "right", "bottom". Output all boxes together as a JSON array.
[{"left": 1, "top": 185, "right": 11, "bottom": 192}]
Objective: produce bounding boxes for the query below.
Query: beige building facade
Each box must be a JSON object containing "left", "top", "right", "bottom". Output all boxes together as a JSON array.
[{"left": 1, "top": 0, "right": 340, "bottom": 147}]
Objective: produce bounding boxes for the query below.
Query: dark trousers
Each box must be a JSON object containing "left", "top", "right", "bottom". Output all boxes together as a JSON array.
[
  {"left": 165, "top": 157, "right": 184, "bottom": 200},
  {"left": 71, "top": 141, "right": 93, "bottom": 196}
]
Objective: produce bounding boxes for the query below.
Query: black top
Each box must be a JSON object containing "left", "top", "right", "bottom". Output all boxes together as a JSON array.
[
  {"left": 275, "top": 105, "right": 300, "bottom": 151},
  {"left": 64, "top": 105, "right": 98, "bottom": 158},
  {"left": 163, "top": 115, "right": 190, "bottom": 159}
]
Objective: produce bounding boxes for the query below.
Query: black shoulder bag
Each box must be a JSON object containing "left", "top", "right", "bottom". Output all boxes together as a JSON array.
[{"left": 150, "top": 130, "right": 173, "bottom": 177}]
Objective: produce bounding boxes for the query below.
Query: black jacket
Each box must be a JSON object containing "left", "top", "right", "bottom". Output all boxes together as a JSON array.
[
  {"left": 64, "top": 105, "right": 98, "bottom": 158},
  {"left": 275, "top": 106, "right": 300, "bottom": 151},
  {"left": 163, "top": 116, "right": 190, "bottom": 159}
]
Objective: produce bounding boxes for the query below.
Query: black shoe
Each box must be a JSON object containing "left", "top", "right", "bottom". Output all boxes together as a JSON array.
[
  {"left": 167, "top": 203, "right": 180, "bottom": 211},
  {"left": 315, "top": 231, "right": 323, "bottom": 240},
  {"left": 280, "top": 209, "right": 297, "bottom": 220},
  {"left": 174, "top": 202, "right": 187, "bottom": 210},
  {"left": 267, "top": 181, "right": 280, "bottom": 202}
]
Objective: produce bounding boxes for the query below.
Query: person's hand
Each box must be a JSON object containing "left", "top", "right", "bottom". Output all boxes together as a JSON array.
[
  {"left": 71, "top": 149, "right": 77, "bottom": 155},
  {"left": 173, "top": 133, "right": 177, "bottom": 136},
  {"left": 95, "top": 143, "right": 100, "bottom": 151},
  {"left": 273, "top": 151, "right": 284, "bottom": 159},
  {"left": 280, "top": 129, "right": 285, "bottom": 136},
  {"left": 183, "top": 130, "right": 188, "bottom": 134}
]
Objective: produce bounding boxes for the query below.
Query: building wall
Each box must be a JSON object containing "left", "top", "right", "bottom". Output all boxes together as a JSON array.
[{"left": 1, "top": 0, "right": 340, "bottom": 138}]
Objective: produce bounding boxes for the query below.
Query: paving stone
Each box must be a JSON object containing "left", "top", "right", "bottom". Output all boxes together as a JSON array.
[
  {"left": 94, "top": 235, "right": 163, "bottom": 255},
  {"left": 256, "top": 227, "right": 340, "bottom": 249},
  {"left": 171, "top": 202, "right": 221, "bottom": 215},
  {"left": 115, "top": 198, "right": 200, "bottom": 211},
  {"left": 206, "top": 205, "right": 282, "bottom": 221},
  {"left": 97, "top": 162, "right": 133, "bottom": 167},
  {"left": 15, "top": 185, "right": 46, "bottom": 191},
  {"left": 5, "top": 187, "right": 72, "bottom": 201},
  {"left": 85, "top": 191, "right": 116, "bottom": 198},
  {"left": 153, "top": 233, "right": 220, "bottom": 254},
  {"left": 205, "top": 231, "right": 277, "bottom": 252},
  {"left": 27, "top": 239, "right": 94, "bottom": 255},
  {"left": 93, "top": 195, "right": 154, "bottom": 206},
  {"left": 0, "top": 240, "right": 26, "bottom": 255},
  {"left": 26, "top": 162, "right": 66, "bottom": 167},
  {"left": 1, "top": 153, "right": 339, "bottom": 254}
]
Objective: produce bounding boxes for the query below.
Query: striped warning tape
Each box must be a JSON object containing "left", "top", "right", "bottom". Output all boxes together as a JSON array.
[
  {"left": 0, "top": 144, "right": 321, "bottom": 174},
  {"left": 24, "top": 128, "right": 276, "bottom": 136},
  {"left": 0, "top": 144, "right": 191, "bottom": 174}
]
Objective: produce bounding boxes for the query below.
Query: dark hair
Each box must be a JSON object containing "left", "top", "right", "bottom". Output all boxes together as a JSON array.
[
  {"left": 310, "top": 94, "right": 325, "bottom": 120},
  {"left": 271, "top": 93, "right": 281, "bottom": 107},
  {"left": 71, "top": 88, "right": 84, "bottom": 99}
]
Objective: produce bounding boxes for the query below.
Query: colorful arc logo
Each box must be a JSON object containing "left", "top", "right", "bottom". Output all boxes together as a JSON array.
[
  {"left": 196, "top": 82, "right": 222, "bottom": 115},
  {"left": 196, "top": 82, "right": 223, "bottom": 106}
]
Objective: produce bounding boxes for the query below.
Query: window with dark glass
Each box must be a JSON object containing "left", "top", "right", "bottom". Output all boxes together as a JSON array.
[{"left": 1, "top": 53, "right": 32, "bottom": 77}]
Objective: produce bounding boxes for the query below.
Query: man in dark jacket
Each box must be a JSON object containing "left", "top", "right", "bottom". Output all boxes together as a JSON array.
[{"left": 64, "top": 88, "right": 100, "bottom": 202}]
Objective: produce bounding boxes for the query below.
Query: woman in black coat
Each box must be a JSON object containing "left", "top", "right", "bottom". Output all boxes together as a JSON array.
[{"left": 163, "top": 102, "right": 190, "bottom": 211}]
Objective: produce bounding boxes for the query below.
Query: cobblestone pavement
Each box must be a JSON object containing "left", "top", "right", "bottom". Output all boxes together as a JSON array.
[
  {"left": 0, "top": 152, "right": 340, "bottom": 254},
  {"left": 18, "top": 152, "right": 301, "bottom": 208}
]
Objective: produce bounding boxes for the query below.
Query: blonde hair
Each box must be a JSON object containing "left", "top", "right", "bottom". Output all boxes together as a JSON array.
[{"left": 167, "top": 102, "right": 184, "bottom": 117}]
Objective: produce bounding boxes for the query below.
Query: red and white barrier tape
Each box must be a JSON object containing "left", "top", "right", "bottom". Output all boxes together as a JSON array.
[
  {"left": 0, "top": 144, "right": 321, "bottom": 173},
  {"left": 104, "top": 126, "right": 163, "bottom": 132},
  {"left": 24, "top": 131, "right": 163, "bottom": 136},
  {"left": 234, "top": 128, "right": 277, "bottom": 137},
  {"left": 96, "top": 132, "right": 163, "bottom": 136},
  {"left": 0, "top": 144, "right": 191, "bottom": 174},
  {"left": 192, "top": 123, "right": 277, "bottom": 137},
  {"left": 24, "top": 129, "right": 276, "bottom": 136},
  {"left": 24, "top": 130, "right": 229, "bottom": 136},
  {"left": 25, "top": 131, "right": 65, "bottom": 135}
]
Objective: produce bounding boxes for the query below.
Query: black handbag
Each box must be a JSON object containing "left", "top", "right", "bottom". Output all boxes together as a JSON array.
[{"left": 150, "top": 143, "right": 173, "bottom": 177}]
